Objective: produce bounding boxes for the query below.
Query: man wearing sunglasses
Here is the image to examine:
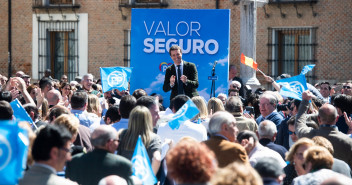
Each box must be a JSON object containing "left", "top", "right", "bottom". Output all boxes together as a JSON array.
[
  {"left": 342, "top": 82, "right": 352, "bottom": 96},
  {"left": 19, "top": 125, "right": 77, "bottom": 185}
]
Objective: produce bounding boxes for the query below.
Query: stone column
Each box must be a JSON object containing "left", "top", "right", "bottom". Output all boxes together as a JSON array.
[{"left": 240, "top": 0, "right": 267, "bottom": 92}]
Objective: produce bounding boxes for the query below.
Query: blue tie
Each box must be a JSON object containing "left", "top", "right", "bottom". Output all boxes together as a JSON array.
[{"left": 177, "top": 65, "right": 184, "bottom": 95}]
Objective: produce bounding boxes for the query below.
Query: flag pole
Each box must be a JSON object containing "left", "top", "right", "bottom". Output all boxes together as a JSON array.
[{"left": 256, "top": 68, "right": 265, "bottom": 76}]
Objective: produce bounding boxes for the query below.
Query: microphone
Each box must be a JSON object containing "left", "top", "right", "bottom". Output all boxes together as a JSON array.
[{"left": 212, "top": 61, "right": 217, "bottom": 71}]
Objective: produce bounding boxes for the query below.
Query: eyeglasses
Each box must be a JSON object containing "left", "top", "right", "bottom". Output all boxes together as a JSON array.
[
  {"left": 343, "top": 86, "right": 351, "bottom": 89},
  {"left": 288, "top": 131, "right": 296, "bottom": 135},
  {"left": 232, "top": 85, "right": 240, "bottom": 89},
  {"left": 61, "top": 147, "right": 73, "bottom": 153},
  {"left": 259, "top": 103, "right": 272, "bottom": 107}
]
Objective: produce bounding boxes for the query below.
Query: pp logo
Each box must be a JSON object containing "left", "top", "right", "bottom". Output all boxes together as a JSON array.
[
  {"left": 173, "top": 103, "right": 188, "bottom": 120},
  {"left": 159, "top": 62, "right": 172, "bottom": 73},
  {"left": 289, "top": 81, "right": 305, "bottom": 95},
  {"left": 132, "top": 156, "right": 150, "bottom": 181},
  {"left": 0, "top": 135, "right": 12, "bottom": 171},
  {"left": 107, "top": 71, "right": 126, "bottom": 88}
]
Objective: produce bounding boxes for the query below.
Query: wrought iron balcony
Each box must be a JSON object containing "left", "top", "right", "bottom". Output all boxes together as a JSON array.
[
  {"left": 33, "top": 0, "right": 80, "bottom": 9},
  {"left": 268, "top": 0, "right": 318, "bottom": 4},
  {"left": 119, "top": 0, "right": 168, "bottom": 8}
]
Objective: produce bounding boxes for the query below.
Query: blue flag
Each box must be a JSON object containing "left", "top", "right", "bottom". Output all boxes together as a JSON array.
[
  {"left": 131, "top": 136, "right": 157, "bottom": 185},
  {"left": 300, "top": 64, "right": 315, "bottom": 75},
  {"left": 168, "top": 100, "right": 199, "bottom": 130},
  {"left": 10, "top": 99, "right": 33, "bottom": 124},
  {"left": 100, "top": 66, "right": 132, "bottom": 93},
  {"left": 0, "top": 120, "right": 29, "bottom": 184},
  {"left": 276, "top": 75, "right": 308, "bottom": 100}
]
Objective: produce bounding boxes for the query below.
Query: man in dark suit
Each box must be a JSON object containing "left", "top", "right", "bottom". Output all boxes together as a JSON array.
[
  {"left": 203, "top": 111, "right": 248, "bottom": 168},
  {"left": 258, "top": 120, "right": 287, "bottom": 160},
  {"left": 65, "top": 125, "right": 133, "bottom": 185},
  {"left": 295, "top": 90, "right": 352, "bottom": 169},
  {"left": 163, "top": 45, "right": 199, "bottom": 101}
]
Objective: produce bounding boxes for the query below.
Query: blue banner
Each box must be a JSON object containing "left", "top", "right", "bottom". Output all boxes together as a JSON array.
[
  {"left": 131, "top": 135, "right": 157, "bottom": 185},
  {"left": 10, "top": 99, "right": 33, "bottom": 124},
  {"left": 300, "top": 64, "right": 315, "bottom": 75},
  {"left": 130, "top": 9, "right": 230, "bottom": 107},
  {"left": 168, "top": 100, "right": 199, "bottom": 130},
  {"left": 276, "top": 75, "right": 308, "bottom": 100},
  {"left": 0, "top": 120, "right": 29, "bottom": 184},
  {"left": 100, "top": 67, "right": 132, "bottom": 93}
]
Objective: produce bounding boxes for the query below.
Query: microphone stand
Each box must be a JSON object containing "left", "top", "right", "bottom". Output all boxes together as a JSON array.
[{"left": 210, "top": 62, "right": 217, "bottom": 98}]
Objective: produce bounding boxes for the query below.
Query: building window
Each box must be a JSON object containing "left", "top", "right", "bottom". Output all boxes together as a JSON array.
[
  {"left": 124, "top": 29, "right": 131, "bottom": 67},
  {"left": 267, "top": 27, "right": 317, "bottom": 83},
  {"left": 37, "top": 20, "right": 79, "bottom": 81}
]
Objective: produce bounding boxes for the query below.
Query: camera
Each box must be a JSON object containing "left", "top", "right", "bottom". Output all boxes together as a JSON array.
[{"left": 277, "top": 101, "right": 291, "bottom": 112}]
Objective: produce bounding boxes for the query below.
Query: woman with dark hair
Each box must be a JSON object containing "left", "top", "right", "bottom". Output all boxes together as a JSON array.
[
  {"left": 27, "top": 84, "right": 38, "bottom": 103},
  {"left": 333, "top": 94, "right": 352, "bottom": 133},
  {"left": 118, "top": 106, "right": 162, "bottom": 175},
  {"left": 60, "top": 82, "right": 72, "bottom": 107},
  {"left": 166, "top": 137, "right": 216, "bottom": 185}
]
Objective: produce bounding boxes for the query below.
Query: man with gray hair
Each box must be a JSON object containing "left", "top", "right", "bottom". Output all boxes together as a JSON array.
[
  {"left": 225, "top": 96, "right": 257, "bottom": 133},
  {"left": 237, "top": 130, "right": 286, "bottom": 168},
  {"left": 81, "top": 73, "right": 98, "bottom": 95},
  {"left": 256, "top": 92, "right": 284, "bottom": 127},
  {"left": 66, "top": 125, "right": 133, "bottom": 185},
  {"left": 258, "top": 120, "right": 287, "bottom": 160},
  {"left": 203, "top": 111, "right": 248, "bottom": 168}
]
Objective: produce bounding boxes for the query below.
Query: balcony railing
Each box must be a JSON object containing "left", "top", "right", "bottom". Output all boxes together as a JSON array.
[
  {"left": 268, "top": 0, "right": 318, "bottom": 4},
  {"left": 119, "top": 0, "right": 168, "bottom": 8},
  {"left": 33, "top": 0, "right": 80, "bottom": 9}
]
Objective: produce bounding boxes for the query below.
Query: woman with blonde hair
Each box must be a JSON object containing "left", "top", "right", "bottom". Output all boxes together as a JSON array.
[
  {"left": 191, "top": 96, "right": 209, "bottom": 130},
  {"left": 87, "top": 94, "right": 102, "bottom": 117},
  {"left": 118, "top": 106, "right": 162, "bottom": 175},
  {"left": 207, "top": 97, "right": 225, "bottom": 115},
  {"left": 53, "top": 114, "right": 80, "bottom": 142},
  {"left": 53, "top": 114, "right": 91, "bottom": 154},
  {"left": 292, "top": 146, "right": 340, "bottom": 185},
  {"left": 283, "top": 138, "right": 315, "bottom": 185}
]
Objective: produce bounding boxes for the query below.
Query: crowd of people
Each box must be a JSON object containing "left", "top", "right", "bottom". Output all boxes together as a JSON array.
[{"left": 2, "top": 62, "right": 352, "bottom": 185}]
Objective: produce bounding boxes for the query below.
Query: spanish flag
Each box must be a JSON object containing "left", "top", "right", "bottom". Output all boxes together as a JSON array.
[{"left": 241, "top": 53, "right": 258, "bottom": 71}]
